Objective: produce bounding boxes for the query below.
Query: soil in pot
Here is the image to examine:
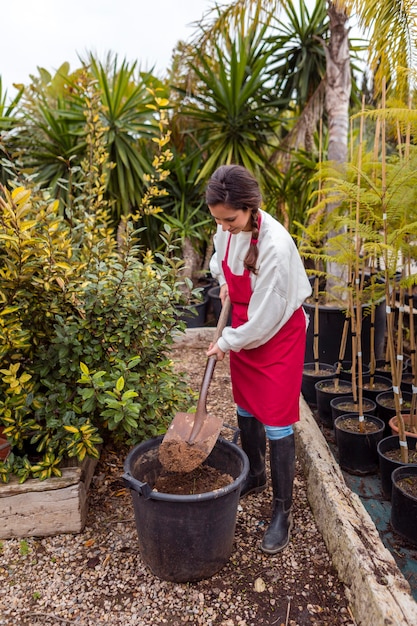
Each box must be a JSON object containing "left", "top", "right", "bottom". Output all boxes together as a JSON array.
[
  {"left": 395, "top": 473, "right": 417, "bottom": 498},
  {"left": 154, "top": 465, "right": 233, "bottom": 495},
  {"left": 374, "top": 360, "right": 394, "bottom": 380},
  {"left": 333, "top": 360, "right": 370, "bottom": 382},
  {"left": 335, "top": 415, "right": 385, "bottom": 475},
  {"left": 330, "top": 396, "right": 377, "bottom": 424},
  {"left": 382, "top": 448, "right": 417, "bottom": 463},
  {"left": 376, "top": 391, "right": 413, "bottom": 436},
  {"left": 301, "top": 362, "right": 336, "bottom": 406},
  {"left": 336, "top": 415, "right": 382, "bottom": 435},
  {"left": 361, "top": 374, "right": 392, "bottom": 403}
]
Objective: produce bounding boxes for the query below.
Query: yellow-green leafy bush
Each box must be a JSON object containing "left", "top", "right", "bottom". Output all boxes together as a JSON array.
[{"left": 0, "top": 185, "right": 189, "bottom": 483}]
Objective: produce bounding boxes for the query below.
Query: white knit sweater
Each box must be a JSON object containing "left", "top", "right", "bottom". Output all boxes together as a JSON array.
[{"left": 209, "top": 209, "right": 312, "bottom": 353}]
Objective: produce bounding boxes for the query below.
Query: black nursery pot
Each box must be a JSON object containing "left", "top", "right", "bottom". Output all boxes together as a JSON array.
[
  {"left": 377, "top": 435, "right": 417, "bottom": 500},
  {"left": 123, "top": 436, "right": 249, "bottom": 583},
  {"left": 375, "top": 391, "right": 413, "bottom": 437},
  {"left": 361, "top": 374, "right": 392, "bottom": 404},
  {"left": 176, "top": 296, "right": 209, "bottom": 328},
  {"left": 303, "top": 296, "right": 386, "bottom": 364},
  {"left": 334, "top": 415, "right": 385, "bottom": 475},
  {"left": 301, "top": 363, "right": 336, "bottom": 406},
  {"left": 391, "top": 465, "right": 417, "bottom": 546},
  {"left": 315, "top": 378, "right": 352, "bottom": 427}
]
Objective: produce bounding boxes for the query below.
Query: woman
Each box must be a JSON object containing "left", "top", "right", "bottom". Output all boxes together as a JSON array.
[{"left": 206, "top": 164, "right": 311, "bottom": 554}]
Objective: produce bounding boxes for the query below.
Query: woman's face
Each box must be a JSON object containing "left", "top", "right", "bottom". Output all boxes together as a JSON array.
[{"left": 208, "top": 203, "right": 252, "bottom": 235}]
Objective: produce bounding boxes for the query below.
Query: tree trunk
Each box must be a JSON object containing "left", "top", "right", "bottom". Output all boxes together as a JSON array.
[
  {"left": 325, "top": 3, "right": 351, "bottom": 166},
  {"left": 324, "top": 2, "right": 352, "bottom": 297},
  {"left": 179, "top": 236, "right": 202, "bottom": 297}
]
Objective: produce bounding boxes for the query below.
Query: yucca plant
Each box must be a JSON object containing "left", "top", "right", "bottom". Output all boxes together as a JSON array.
[{"left": 173, "top": 10, "right": 283, "bottom": 187}]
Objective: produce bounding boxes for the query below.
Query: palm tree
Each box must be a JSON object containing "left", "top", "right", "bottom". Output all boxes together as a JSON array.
[
  {"left": 188, "top": 0, "right": 417, "bottom": 167},
  {"left": 2, "top": 56, "right": 169, "bottom": 227},
  {"left": 3, "top": 64, "right": 86, "bottom": 201},
  {"left": 169, "top": 1, "right": 328, "bottom": 232},
  {"left": 173, "top": 8, "right": 284, "bottom": 187}
]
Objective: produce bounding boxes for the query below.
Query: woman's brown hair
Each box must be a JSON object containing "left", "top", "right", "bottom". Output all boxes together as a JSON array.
[{"left": 205, "top": 165, "right": 261, "bottom": 274}]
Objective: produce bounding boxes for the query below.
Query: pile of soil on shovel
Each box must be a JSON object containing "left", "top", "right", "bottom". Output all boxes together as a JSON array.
[{"left": 153, "top": 465, "right": 233, "bottom": 495}]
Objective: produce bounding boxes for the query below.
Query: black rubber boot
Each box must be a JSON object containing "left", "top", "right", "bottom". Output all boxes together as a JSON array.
[
  {"left": 237, "top": 413, "right": 267, "bottom": 498},
  {"left": 260, "top": 434, "right": 295, "bottom": 554}
]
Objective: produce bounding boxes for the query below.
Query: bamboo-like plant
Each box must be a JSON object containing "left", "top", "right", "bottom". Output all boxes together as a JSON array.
[{"left": 313, "top": 90, "right": 417, "bottom": 458}]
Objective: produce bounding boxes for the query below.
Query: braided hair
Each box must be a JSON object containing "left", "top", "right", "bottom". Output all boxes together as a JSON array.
[{"left": 205, "top": 165, "right": 261, "bottom": 274}]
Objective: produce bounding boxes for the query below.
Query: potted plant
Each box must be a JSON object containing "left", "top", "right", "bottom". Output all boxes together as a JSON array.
[
  {"left": 297, "top": 136, "right": 386, "bottom": 403},
  {"left": 299, "top": 224, "right": 337, "bottom": 405},
  {"left": 301, "top": 95, "right": 417, "bottom": 484}
]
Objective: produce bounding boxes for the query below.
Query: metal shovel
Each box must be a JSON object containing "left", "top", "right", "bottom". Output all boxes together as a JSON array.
[{"left": 158, "top": 296, "right": 231, "bottom": 473}]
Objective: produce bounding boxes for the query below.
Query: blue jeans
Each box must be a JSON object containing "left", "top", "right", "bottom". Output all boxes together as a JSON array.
[{"left": 237, "top": 406, "right": 293, "bottom": 440}]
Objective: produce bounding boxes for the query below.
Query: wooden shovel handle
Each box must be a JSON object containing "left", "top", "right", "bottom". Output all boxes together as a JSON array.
[
  {"left": 212, "top": 295, "right": 231, "bottom": 343},
  {"left": 187, "top": 296, "right": 231, "bottom": 443}
]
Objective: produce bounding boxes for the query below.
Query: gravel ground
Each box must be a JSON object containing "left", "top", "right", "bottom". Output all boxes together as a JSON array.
[{"left": 0, "top": 345, "right": 357, "bottom": 626}]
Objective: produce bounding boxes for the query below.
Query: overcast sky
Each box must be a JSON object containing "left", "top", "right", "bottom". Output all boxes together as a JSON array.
[
  {"left": 1, "top": 0, "right": 365, "bottom": 97},
  {"left": 0, "top": 0, "right": 235, "bottom": 93}
]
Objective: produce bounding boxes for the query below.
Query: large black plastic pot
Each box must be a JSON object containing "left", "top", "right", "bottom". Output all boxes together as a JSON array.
[
  {"left": 377, "top": 435, "right": 417, "bottom": 500},
  {"left": 391, "top": 465, "right": 417, "bottom": 546},
  {"left": 334, "top": 414, "right": 385, "bottom": 475},
  {"left": 301, "top": 362, "right": 336, "bottom": 406},
  {"left": 330, "top": 395, "right": 377, "bottom": 424},
  {"left": 175, "top": 296, "right": 209, "bottom": 328},
  {"left": 123, "top": 435, "right": 249, "bottom": 583},
  {"left": 207, "top": 286, "right": 232, "bottom": 326},
  {"left": 303, "top": 298, "right": 386, "bottom": 364},
  {"left": 315, "top": 378, "right": 352, "bottom": 427}
]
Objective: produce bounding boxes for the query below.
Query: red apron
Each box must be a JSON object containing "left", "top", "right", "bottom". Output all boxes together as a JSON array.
[{"left": 222, "top": 223, "right": 306, "bottom": 427}]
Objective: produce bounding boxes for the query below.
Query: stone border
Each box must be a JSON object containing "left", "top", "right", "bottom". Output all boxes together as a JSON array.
[
  {"left": 175, "top": 328, "right": 417, "bottom": 626},
  {"left": 0, "top": 454, "right": 99, "bottom": 539},
  {"left": 296, "top": 396, "right": 417, "bottom": 626}
]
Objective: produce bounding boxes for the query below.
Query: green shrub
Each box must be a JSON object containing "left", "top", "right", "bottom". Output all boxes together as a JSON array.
[{"left": 0, "top": 183, "right": 191, "bottom": 483}]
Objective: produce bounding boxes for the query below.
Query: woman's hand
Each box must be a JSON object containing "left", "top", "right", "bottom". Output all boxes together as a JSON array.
[{"left": 206, "top": 341, "right": 226, "bottom": 361}]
